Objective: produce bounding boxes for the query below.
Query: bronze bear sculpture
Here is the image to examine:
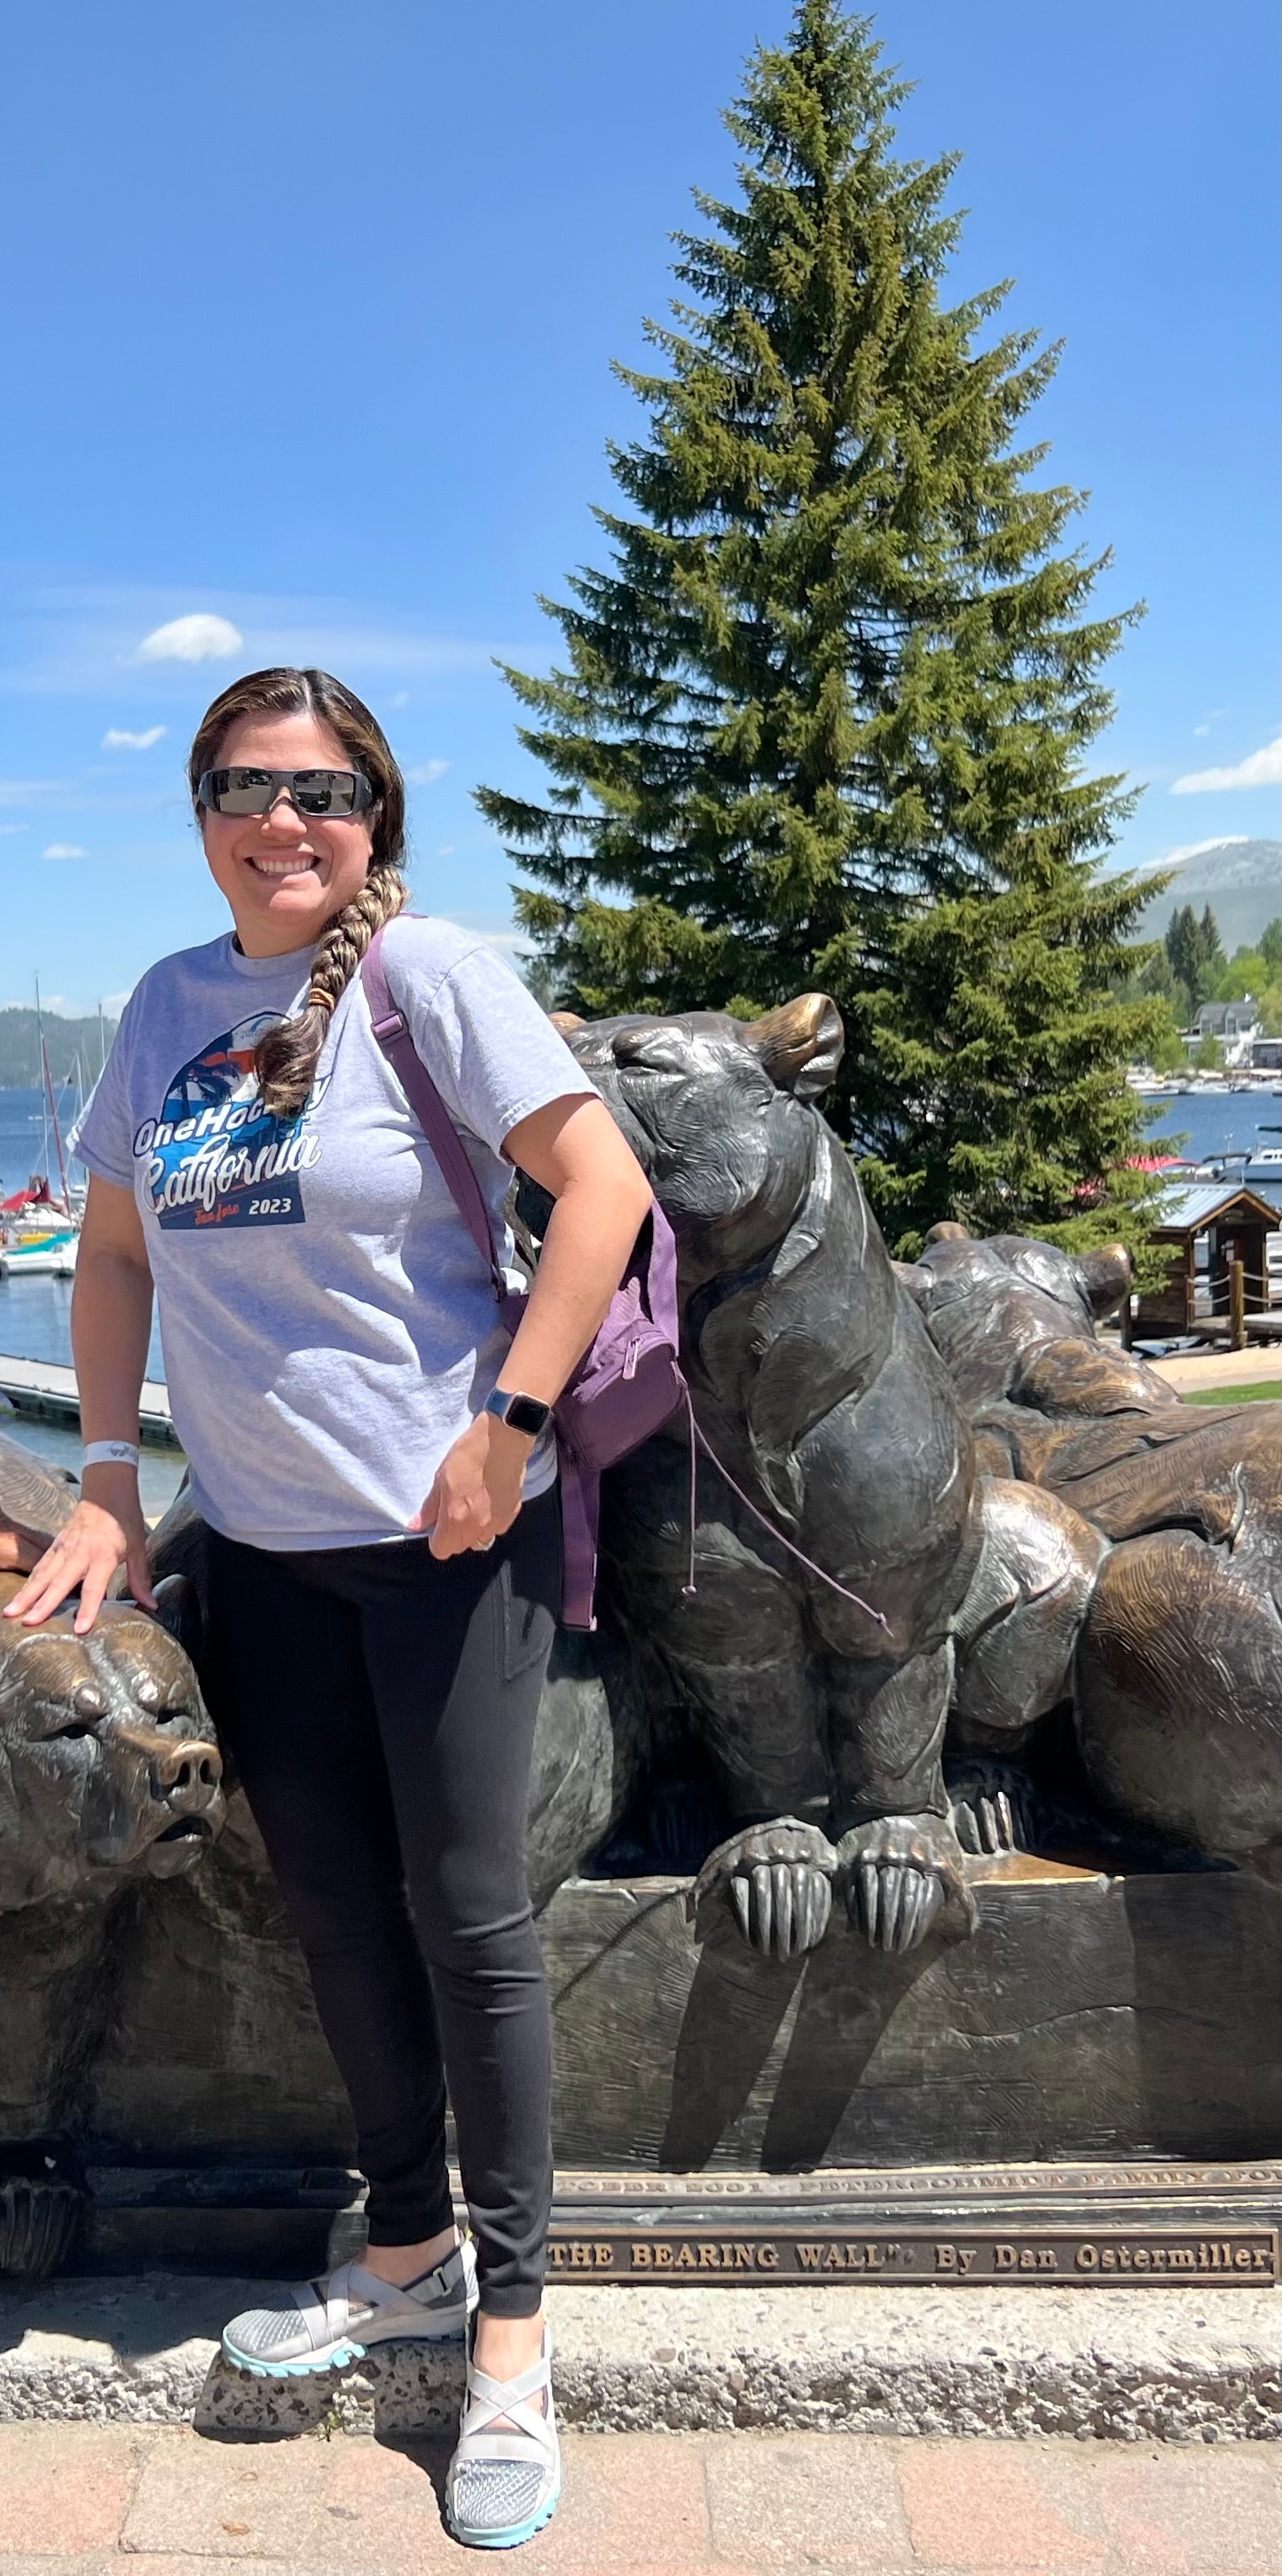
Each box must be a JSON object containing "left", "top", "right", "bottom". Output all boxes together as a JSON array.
[
  {"left": 561, "top": 1000, "right": 1280, "bottom": 1922},
  {"left": 907, "top": 1227, "right": 1282, "bottom": 1881},
  {"left": 0, "top": 1431, "right": 224, "bottom": 1912},
  {"left": 564, "top": 997, "right": 984, "bottom": 1956}
]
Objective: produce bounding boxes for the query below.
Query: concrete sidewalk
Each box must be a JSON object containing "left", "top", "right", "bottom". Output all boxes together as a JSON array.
[
  {"left": 4, "top": 2276, "right": 1277, "bottom": 2443},
  {"left": 0, "top": 2422, "right": 1278, "bottom": 2575},
  {"left": 1144, "top": 1345, "right": 1280, "bottom": 1393}
]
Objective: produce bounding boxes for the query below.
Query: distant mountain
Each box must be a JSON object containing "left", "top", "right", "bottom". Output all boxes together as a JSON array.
[
  {"left": 0, "top": 1008, "right": 118, "bottom": 1090},
  {"left": 1129, "top": 838, "right": 1280, "bottom": 954}
]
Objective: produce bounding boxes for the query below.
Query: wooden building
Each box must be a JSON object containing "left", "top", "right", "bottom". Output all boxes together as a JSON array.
[{"left": 1133, "top": 1182, "right": 1282, "bottom": 1341}]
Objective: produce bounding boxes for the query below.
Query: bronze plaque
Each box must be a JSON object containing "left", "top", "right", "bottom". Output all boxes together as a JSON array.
[{"left": 546, "top": 2224, "right": 1278, "bottom": 2286}]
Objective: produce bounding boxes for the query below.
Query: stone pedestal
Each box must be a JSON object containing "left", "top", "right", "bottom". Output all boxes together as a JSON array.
[{"left": 3, "top": 1850, "right": 1278, "bottom": 2180}]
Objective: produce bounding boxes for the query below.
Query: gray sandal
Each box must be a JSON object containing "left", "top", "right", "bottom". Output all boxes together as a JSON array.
[
  {"left": 222, "top": 2238, "right": 477, "bottom": 2378},
  {"left": 446, "top": 2323, "right": 561, "bottom": 2549}
]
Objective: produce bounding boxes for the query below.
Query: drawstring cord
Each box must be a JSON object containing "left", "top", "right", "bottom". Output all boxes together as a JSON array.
[{"left": 680, "top": 1387, "right": 890, "bottom": 1633}]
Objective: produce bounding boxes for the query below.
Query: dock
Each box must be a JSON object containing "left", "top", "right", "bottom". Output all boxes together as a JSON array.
[{"left": 0, "top": 1355, "right": 178, "bottom": 1448}]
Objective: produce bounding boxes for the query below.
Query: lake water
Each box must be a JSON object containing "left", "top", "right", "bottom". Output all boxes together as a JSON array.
[
  {"left": 1137, "top": 1087, "right": 1280, "bottom": 1166},
  {"left": 0, "top": 1410, "right": 185, "bottom": 1518},
  {"left": 1, "top": 1086, "right": 177, "bottom": 1509}
]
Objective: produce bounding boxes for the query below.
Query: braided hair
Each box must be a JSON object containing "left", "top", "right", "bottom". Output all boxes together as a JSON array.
[{"left": 189, "top": 668, "right": 407, "bottom": 1120}]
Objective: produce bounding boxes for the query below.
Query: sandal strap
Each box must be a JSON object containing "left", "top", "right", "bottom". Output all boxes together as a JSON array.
[
  {"left": 457, "top": 2337, "right": 556, "bottom": 2470},
  {"left": 283, "top": 2279, "right": 331, "bottom": 2352},
  {"left": 293, "top": 2261, "right": 402, "bottom": 2351},
  {"left": 345, "top": 2260, "right": 432, "bottom": 2316}
]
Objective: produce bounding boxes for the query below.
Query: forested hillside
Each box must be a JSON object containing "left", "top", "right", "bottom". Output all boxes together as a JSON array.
[
  {"left": 1135, "top": 840, "right": 1280, "bottom": 954},
  {"left": 0, "top": 1008, "right": 116, "bottom": 1089}
]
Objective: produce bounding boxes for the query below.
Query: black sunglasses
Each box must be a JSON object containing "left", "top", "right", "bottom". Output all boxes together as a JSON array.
[{"left": 197, "top": 766, "right": 375, "bottom": 819}]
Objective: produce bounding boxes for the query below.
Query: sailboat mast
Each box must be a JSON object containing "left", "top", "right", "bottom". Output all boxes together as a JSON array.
[
  {"left": 36, "top": 978, "right": 73, "bottom": 1213},
  {"left": 34, "top": 975, "right": 50, "bottom": 1178}
]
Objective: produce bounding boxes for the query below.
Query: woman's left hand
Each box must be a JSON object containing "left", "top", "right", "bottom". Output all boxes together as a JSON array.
[{"left": 409, "top": 1414, "right": 532, "bottom": 1559}]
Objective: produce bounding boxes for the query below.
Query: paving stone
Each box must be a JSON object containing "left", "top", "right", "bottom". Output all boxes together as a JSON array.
[
  {"left": 119, "top": 2427, "right": 712, "bottom": 2569},
  {"left": 1086, "top": 2442, "right": 1281, "bottom": 2572},
  {"left": 0, "top": 2420, "right": 1278, "bottom": 2576},
  {"left": 122, "top": 2425, "right": 453, "bottom": 2562},
  {"left": 0, "top": 2421, "right": 142, "bottom": 2553},
  {"left": 703, "top": 2431, "right": 910, "bottom": 2565},
  {"left": 895, "top": 2438, "right": 1281, "bottom": 2572},
  {"left": 0, "top": 2561, "right": 132, "bottom": 2576},
  {"left": 897, "top": 2440, "right": 1113, "bottom": 2566},
  {"left": 0, "top": 2565, "right": 395, "bottom": 2576},
  {"left": 484, "top": 2431, "right": 711, "bottom": 2570}
]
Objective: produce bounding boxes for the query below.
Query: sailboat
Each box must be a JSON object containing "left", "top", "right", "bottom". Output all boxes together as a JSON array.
[
  {"left": 0, "top": 1213, "right": 79, "bottom": 1276},
  {"left": 0, "top": 990, "right": 83, "bottom": 1277}
]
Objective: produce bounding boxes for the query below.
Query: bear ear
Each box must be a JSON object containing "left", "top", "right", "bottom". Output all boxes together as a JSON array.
[
  {"left": 1074, "top": 1241, "right": 1132, "bottom": 1316},
  {"left": 740, "top": 994, "right": 844, "bottom": 1098}
]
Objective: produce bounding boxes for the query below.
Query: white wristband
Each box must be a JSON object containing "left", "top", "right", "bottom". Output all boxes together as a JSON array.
[{"left": 83, "top": 1441, "right": 140, "bottom": 1470}]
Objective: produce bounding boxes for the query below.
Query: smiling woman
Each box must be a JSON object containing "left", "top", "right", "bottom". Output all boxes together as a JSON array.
[{"left": 3, "top": 659, "right": 653, "bottom": 2550}]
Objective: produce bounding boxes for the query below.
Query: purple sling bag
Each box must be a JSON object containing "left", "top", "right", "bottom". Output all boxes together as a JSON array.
[
  {"left": 360, "top": 924, "right": 888, "bottom": 1637},
  {"left": 361, "top": 924, "right": 684, "bottom": 1628}
]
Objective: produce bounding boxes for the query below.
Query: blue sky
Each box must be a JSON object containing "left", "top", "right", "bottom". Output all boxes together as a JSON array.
[{"left": 3, "top": 0, "right": 1278, "bottom": 1017}]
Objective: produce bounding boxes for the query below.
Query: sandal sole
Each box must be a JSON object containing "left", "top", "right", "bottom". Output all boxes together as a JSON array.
[
  {"left": 446, "top": 2477, "right": 562, "bottom": 2551},
  {"left": 221, "top": 2322, "right": 468, "bottom": 2381}
]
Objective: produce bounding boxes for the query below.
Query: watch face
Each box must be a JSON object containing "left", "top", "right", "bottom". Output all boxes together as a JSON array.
[{"left": 505, "top": 1394, "right": 552, "bottom": 1438}]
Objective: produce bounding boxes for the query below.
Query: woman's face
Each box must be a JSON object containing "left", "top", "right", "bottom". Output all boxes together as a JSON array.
[{"left": 199, "top": 710, "right": 377, "bottom": 957}]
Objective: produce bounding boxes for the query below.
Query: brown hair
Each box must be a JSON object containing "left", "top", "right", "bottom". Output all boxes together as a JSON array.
[{"left": 188, "top": 667, "right": 408, "bottom": 1119}]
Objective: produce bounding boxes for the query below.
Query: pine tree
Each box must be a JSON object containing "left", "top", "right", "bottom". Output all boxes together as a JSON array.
[
  {"left": 477, "top": 1, "right": 1168, "bottom": 1255},
  {"left": 1165, "top": 903, "right": 1223, "bottom": 1015},
  {"left": 1198, "top": 904, "right": 1225, "bottom": 992}
]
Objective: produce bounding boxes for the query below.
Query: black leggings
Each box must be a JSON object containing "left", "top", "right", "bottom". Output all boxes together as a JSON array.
[{"left": 206, "top": 1489, "right": 561, "bottom": 2319}]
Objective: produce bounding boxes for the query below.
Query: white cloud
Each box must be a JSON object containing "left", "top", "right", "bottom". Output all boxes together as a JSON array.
[
  {"left": 102, "top": 724, "right": 167, "bottom": 750},
  {"left": 0, "top": 822, "right": 28, "bottom": 836},
  {"left": 1192, "top": 725, "right": 1210, "bottom": 737},
  {"left": 435, "top": 844, "right": 455, "bottom": 857},
  {"left": 389, "top": 690, "right": 410, "bottom": 709},
  {"left": 137, "top": 613, "right": 243, "bottom": 664},
  {"left": 43, "top": 843, "right": 90, "bottom": 860},
  {"left": 1173, "top": 737, "right": 1282, "bottom": 794},
  {"left": 0, "top": 777, "right": 62, "bottom": 806},
  {"left": 407, "top": 758, "right": 450, "bottom": 785}
]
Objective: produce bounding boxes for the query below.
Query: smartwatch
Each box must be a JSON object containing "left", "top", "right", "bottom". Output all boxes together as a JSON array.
[{"left": 483, "top": 1387, "right": 554, "bottom": 1441}]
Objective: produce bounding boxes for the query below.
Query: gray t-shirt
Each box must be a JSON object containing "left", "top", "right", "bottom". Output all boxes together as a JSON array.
[{"left": 75, "top": 915, "right": 597, "bottom": 1550}]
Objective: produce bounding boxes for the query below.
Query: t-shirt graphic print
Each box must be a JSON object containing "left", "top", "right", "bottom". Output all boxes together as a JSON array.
[
  {"left": 135, "top": 1016, "right": 329, "bottom": 1231},
  {"left": 75, "top": 919, "right": 596, "bottom": 1545}
]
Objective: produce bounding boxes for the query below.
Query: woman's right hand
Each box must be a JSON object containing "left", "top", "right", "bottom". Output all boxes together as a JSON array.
[{"left": 2, "top": 1470, "right": 156, "bottom": 1635}]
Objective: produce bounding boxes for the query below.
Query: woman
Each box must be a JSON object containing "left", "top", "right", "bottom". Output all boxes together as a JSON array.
[{"left": 4, "top": 666, "right": 652, "bottom": 2549}]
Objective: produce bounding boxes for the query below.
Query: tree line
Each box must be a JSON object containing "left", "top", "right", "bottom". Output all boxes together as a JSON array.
[
  {"left": 1110, "top": 909, "right": 1282, "bottom": 1071},
  {"left": 0, "top": 1009, "right": 116, "bottom": 1094}
]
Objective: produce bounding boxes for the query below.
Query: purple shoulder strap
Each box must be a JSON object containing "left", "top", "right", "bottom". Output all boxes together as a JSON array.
[
  {"left": 363, "top": 920, "right": 602, "bottom": 1629},
  {"left": 361, "top": 923, "right": 505, "bottom": 1300}
]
